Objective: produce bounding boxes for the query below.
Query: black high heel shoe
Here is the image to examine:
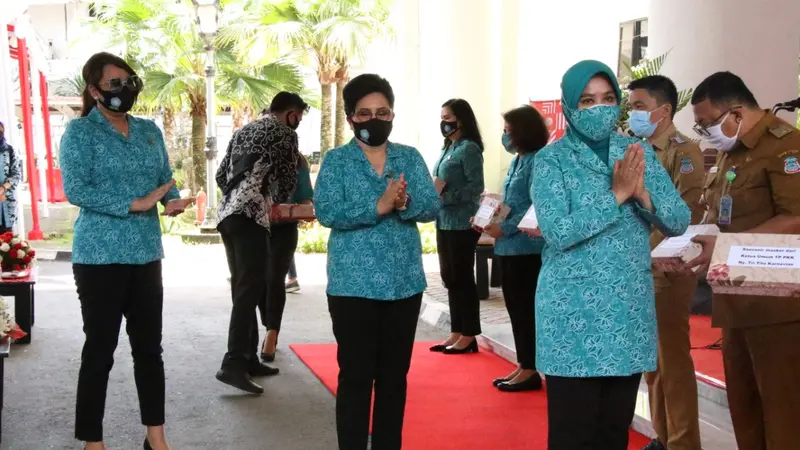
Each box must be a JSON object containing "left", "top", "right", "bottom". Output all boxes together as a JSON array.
[
  {"left": 144, "top": 438, "right": 153, "bottom": 450},
  {"left": 442, "top": 339, "right": 479, "bottom": 354},
  {"left": 261, "top": 333, "right": 278, "bottom": 362}
]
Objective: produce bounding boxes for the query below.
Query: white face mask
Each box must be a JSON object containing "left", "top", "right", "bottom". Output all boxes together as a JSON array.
[{"left": 705, "top": 112, "right": 741, "bottom": 152}]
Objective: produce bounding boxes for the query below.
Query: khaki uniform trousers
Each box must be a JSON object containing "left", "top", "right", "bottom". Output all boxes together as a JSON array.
[
  {"left": 723, "top": 321, "right": 800, "bottom": 450},
  {"left": 645, "top": 275, "right": 701, "bottom": 450}
]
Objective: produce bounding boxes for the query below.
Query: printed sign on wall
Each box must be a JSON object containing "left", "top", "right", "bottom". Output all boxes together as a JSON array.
[{"left": 530, "top": 100, "right": 567, "bottom": 144}]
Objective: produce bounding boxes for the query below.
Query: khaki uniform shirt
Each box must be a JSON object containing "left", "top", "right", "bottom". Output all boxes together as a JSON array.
[
  {"left": 702, "top": 112, "right": 800, "bottom": 328},
  {"left": 649, "top": 124, "right": 705, "bottom": 290}
]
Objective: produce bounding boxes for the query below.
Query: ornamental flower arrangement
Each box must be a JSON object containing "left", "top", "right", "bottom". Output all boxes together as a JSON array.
[
  {"left": 0, "top": 232, "right": 36, "bottom": 273},
  {"left": 0, "top": 296, "right": 26, "bottom": 341}
]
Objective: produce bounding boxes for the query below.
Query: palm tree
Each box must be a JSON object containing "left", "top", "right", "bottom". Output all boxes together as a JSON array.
[
  {"left": 215, "top": 43, "right": 306, "bottom": 130},
  {"left": 84, "top": 0, "right": 307, "bottom": 192},
  {"left": 319, "top": 0, "right": 393, "bottom": 147},
  {"left": 218, "top": 0, "right": 393, "bottom": 158}
]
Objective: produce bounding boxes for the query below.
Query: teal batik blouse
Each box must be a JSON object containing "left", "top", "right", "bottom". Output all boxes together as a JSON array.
[
  {"left": 60, "top": 108, "right": 181, "bottom": 265},
  {"left": 494, "top": 152, "right": 544, "bottom": 256},
  {"left": 432, "top": 139, "right": 484, "bottom": 230},
  {"left": 314, "top": 139, "right": 442, "bottom": 300}
]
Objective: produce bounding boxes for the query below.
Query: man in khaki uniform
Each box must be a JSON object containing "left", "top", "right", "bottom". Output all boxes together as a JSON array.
[
  {"left": 628, "top": 75, "right": 705, "bottom": 450},
  {"left": 689, "top": 71, "right": 800, "bottom": 450}
]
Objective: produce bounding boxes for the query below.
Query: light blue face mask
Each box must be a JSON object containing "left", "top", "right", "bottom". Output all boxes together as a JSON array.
[
  {"left": 501, "top": 133, "right": 515, "bottom": 154},
  {"left": 627, "top": 109, "right": 662, "bottom": 138}
]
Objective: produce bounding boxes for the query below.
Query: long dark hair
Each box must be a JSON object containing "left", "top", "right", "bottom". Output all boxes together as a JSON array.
[
  {"left": 80, "top": 52, "right": 137, "bottom": 117},
  {"left": 442, "top": 98, "right": 484, "bottom": 151},
  {"left": 503, "top": 105, "right": 550, "bottom": 154}
]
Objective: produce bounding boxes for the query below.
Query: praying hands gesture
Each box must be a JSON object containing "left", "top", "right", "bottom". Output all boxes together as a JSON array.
[
  {"left": 378, "top": 175, "right": 408, "bottom": 216},
  {"left": 612, "top": 143, "right": 646, "bottom": 207},
  {"left": 394, "top": 174, "right": 409, "bottom": 210}
]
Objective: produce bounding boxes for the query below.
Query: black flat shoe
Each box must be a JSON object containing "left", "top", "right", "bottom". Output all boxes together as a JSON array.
[
  {"left": 144, "top": 438, "right": 153, "bottom": 450},
  {"left": 492, "top": 377, "right": 510, "bottom": 386},
  {"left": 429, "top": 343, "right": 449, "bottom": 352},
  {"left": 497, "top": 374, "right": 543, "bottom": 392},
  {"left": 249, "top": 361, "right": 280, "bottom": 377},
  {"left": 442, "top": 339, "right": 479, "bottom": 354},
  {"left": 215, "top": 368, "right": 264, "bottom": 394}
]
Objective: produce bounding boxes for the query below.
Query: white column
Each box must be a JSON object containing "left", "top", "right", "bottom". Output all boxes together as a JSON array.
[
  {"left": 648, "top": 0, "right": 800, "bottom": 131},
  {"left": 416, "top": 0, "right": 508, "bottom": 191}
]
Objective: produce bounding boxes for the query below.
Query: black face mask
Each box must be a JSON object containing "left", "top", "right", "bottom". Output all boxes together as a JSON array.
[
  {"left": 287, "top": 114, "right": 300, "bottom": 130},
  {"left": 97, "top": 86, "right": 137, "bottom": 113},
  {"left": 440, "top": 120, "right": 458, "bottom": 137},
  {"left": 353, "top": 119, "right": 393, "bottom": 147}
]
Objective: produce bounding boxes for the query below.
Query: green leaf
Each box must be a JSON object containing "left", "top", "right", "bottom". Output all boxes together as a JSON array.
[{"left": 676, "top": 88, "right": 694, "bottom": 114}]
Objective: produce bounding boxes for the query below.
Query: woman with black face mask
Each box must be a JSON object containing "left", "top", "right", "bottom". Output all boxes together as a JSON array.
[
  {"left": 430, "top": 98, "right": 486, "bottom": 355},
  {"left": 314, "top": 73, "right": 442, "bottom": 450},
  {"left": 60, "top": 52, "right": 194, "bottom": 450}
]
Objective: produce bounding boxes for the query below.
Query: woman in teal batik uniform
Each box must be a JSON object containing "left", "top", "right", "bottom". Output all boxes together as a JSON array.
[
  {"left": 430, "top": 98, "right": 485, "bottom": 354},
  {"left": 314, "top": 74, "right": 441, "bottom": 450},
  {"left": 479, "top": 105, "right": 550, "bottom": 393},
  {"left": 60, "top": 52, "right": 193, "bottom": 450},
  {"left": 531, "top": 60, "right": 690, "bottom": 450}
]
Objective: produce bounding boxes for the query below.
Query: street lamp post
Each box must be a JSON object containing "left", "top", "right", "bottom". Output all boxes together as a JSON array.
[{"left": 193, "top": 0, "right": 220, "bottom": 233}]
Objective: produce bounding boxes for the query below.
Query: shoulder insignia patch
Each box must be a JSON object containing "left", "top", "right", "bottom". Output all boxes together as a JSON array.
[
  {"left": 709, "top": 166, "right": 719, "bottom": 174},
  {"left": 679, "top": 157, "right": 694, "bottom": 174},
  {"left": 769, "top": 124, "right": 794, "bottom": 139},
  {"left": 670, "top": 135, "right": 685, "bottom": 145},
  {"left": 784, "top": 156, "right": 800, "bottom": 174}
]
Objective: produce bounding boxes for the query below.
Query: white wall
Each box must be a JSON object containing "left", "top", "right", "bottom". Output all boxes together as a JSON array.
[
  {"left": 26, "top": 3, "right": 95, "bottom": 61},
  {"left": 360, "top": 0, "right": 651, "bottom": 189},
  {"left": 649, "top": 0, "right": 800, "bottom": 133}
]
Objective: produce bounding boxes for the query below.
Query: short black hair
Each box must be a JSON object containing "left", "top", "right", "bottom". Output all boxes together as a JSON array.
[
  {"left": 442, "top": 98, "right": 484, "bottom": 151},
  {"left": 269, "top": 92, "right": 309, "bottom": 114},
  {"left": 503, "top": 105, "right": 549, "bottom": 154},
  {"left": 628, "top": 75, "right": 679, "bottom": 118},
  {"left": 343, "top": 74, "right": 395, "bottom": 117},
  {"left": 691, "top": 71, "right": 759, "bottom": 109}
]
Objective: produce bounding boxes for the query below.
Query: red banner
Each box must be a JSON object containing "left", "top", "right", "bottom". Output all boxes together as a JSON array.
[{"left": 530, "top": 100, "right": 567, "bottom": 144}]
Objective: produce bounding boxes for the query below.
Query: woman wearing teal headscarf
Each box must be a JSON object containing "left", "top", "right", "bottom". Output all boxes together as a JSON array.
[
  {"left": 0, "top": 122, "right": 21, "bottom": 233},
  {"left": 531, "top": 60, "right": 690, "bottom": 449}
]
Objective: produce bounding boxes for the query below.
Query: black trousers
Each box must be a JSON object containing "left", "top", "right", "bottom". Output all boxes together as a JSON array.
[
  {"left": 499, "top": 254, "right": 541, "bottom": 370},
  {"left": 219, "top": 215, "right": 268, "bottom": 370},
  {"left": 258, "top": 222, "right": 298, "bottom": 331},
  {"left": 73, "top": 261, "right": 165, "bottom": 442},
  {"left": 436, "top": 228, "right": 481, "bottom": 336},
  {"left": 546, "top": 373, "right": 643, "bottom": 450},
  {"left": 328, "top": 294, "right": 422, "bottom": 450},
  {"left": 287, "top": 258, "right": 297, "bottom": 279}
]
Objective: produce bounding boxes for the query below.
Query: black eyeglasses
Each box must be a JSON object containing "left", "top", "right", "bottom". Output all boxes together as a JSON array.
[
  {"left": 693, "top": 105, "right": 741, "bottom": 137},
  {"left": 101, "top": 75, "right": 144, "bottom": 93}
]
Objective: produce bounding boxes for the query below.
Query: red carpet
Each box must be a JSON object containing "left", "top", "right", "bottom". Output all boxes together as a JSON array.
[
  {"left": 689, "top": 315, "right": 725, "bottom": 387},
  {"left": 291, "top": 342, "right": 651, "bottom": 449}
]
